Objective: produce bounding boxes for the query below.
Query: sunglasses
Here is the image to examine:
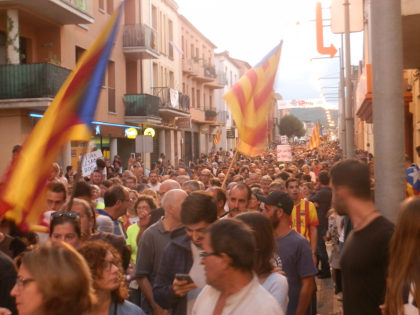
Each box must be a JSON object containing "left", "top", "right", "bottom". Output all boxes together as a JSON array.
[{"left": 51, "top": 211, "right": 80, "bottom": 221}]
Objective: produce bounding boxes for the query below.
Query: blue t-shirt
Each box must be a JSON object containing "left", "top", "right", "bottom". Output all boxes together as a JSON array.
[
  {"left": 276, "top": 230, "right": 317, "bottom": 315},
  {"left": 109, "top": 300, "right": 145, "bottom": 315}
]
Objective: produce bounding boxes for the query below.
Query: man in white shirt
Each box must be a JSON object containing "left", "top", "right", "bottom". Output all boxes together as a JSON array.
[
  {"left": 147, "top": 171, "right": 161, "bottom": 191},
  {"left": 192, "top": 219, "right": 282, "bottom": 315}
]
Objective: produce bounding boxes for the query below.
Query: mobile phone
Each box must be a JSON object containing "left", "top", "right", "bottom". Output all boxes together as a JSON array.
[
  {"left": 130, "top": 153, "right": 135, "bottom": 159},
  {"left": 175, "top": 273, "right": 193, "bottom": 283}
]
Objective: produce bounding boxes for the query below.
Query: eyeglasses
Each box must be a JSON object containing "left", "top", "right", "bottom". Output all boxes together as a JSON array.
[
  {"left": 15, "top": 276, "right": 35, "bottom": 290},
  {"left": 199, "top": 251, "right": 218, "bottom": 258},
  {"left": 51, "top": 211, "right": 80, "bottom": 220},
  {"left": 103, "top": 259, "right": 119, "bottom": 271}
]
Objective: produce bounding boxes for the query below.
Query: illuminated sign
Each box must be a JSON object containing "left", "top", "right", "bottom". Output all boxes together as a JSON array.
[
  {"left": 125, "top": 128, "right": 138, "bottom": 139},
  {"left": 144, "top": 127, "right": 156, "bottom": 137}
]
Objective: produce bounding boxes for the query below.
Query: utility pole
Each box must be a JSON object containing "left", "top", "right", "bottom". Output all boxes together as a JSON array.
[
  {"left": 371, "top": 0, "right": 405, "bottom": 223},
  {"left": 339, "top": 43, "right": 346, "bottom": 155},
  {"left": 344, "top": 0, "right": 354, "bottom": 158}
]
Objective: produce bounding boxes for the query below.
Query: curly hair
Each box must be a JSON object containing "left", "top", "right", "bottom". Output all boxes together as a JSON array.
[{"left": 78, "top": 240, "right": 128, "bottom": 304}]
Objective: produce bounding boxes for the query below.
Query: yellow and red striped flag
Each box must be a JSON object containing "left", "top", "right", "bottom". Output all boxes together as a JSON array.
[
  {"left": 0, "top": 3, "right": 124, "bottom": 231},
  {"left": 213, "top": 127, "right": 222, "bottom": 145},
  {"left": 309, "top": 122, "right": 320, "bottom": 149},
  {"left": 223, "top": 42, "right": 282, "bottom": 156}
]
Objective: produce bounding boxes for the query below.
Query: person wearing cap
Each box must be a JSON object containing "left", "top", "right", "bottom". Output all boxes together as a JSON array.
[{"left": 259, "top": 191, "right": 317, "bottom": 315}]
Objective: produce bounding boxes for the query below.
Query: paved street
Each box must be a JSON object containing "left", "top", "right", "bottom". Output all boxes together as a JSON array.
[
  {"left": 316, "top": 242, "right": 342, "bottom": 315},
  {"left": 316, "top": 276, "right": 342, "bottom": 315}
]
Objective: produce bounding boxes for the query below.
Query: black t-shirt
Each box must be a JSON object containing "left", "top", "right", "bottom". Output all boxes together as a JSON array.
[
  {"left": 310, "top": 187, "right": 332, "bottom": 228},
  {"left": 0, "top": 251, "right": 17, "bottom": 314},
  {"left": 340, "top": 215, "right": 394, "bottom": 315}
]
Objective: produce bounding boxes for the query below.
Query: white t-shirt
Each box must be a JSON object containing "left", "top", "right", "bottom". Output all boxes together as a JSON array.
[
  {"left": 192, "top": 275, "right": 283, "bottom": 315},
  {"left": 147, "top": 182, "right": 161, "bottom": 192}
]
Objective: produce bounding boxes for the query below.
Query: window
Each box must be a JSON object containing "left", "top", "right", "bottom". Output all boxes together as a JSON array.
[
  {"left": 106, "top": 0, "right": 113, "bottom": 14},
  {"left": 197, "top": 89, "right": 200, "bottom": 108},
  {"left": 107, "top": 61, "right": 115, "bottom": 113},
  {"left": 98, "top": 0, "right": 104, "bottom": 11},
  {"left": 169, "top": 71, "right": 174, "bottom": 89},
  {"left": 0, "top": 32, "right": 6, "bottom": 64},
  {"left": 152, "top": 6, "right": 157, "bottom": 30},
  {"left": 168, "top": 19, "right": 173, "bottom": 60},
  {"left": 192, "top": 87, "right": 195, "bottom": 108},
  {"left": 75, "top": 46, "right": 85, "bottom": 63}
]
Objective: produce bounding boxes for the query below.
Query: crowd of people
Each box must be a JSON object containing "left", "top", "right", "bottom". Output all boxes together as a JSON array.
[{"left": 0, "top": 140, "right": 419, "bottom": 315}]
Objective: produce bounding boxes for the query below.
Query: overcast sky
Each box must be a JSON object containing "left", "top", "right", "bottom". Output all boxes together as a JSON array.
[{"left": 176, "top": 0, "right": 364, "bottom": 108}]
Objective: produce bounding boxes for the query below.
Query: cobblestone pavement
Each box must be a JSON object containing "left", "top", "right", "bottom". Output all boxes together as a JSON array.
[
  {"left": 316, "top": 242, "right": 343, "bottom": 315},
  {"left": 316, "top": 276, "right": 343, "bottom": 315}
]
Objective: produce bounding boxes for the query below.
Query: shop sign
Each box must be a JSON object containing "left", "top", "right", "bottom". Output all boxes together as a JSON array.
[
  {"left": 125, "top": 128, "right": 138, "bottom": 139},
  {"left": 144, "top": 127, "right": 156, "bottom": 137},
  {"left": 226, "top": 129, "right": 235, "bottom": 139}
]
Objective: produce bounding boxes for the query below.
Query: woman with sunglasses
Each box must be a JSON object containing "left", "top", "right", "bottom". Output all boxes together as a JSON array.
[
  {"left": 9, "top": 242, "right": 95, "bottom": 315},
  {"left": 79, "top": 240, "right": 145, "bottom": 315},
  {"left": 49, "top": 210, "right": 82, "bottom": 249}
]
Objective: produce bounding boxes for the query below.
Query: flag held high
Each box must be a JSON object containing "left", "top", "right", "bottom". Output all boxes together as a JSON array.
[
  {"left": 223, "top": 42, "right": 282, "bottom": 156},
  {"left": 0, "top": 3, "right": 124, "bottom": 231}
]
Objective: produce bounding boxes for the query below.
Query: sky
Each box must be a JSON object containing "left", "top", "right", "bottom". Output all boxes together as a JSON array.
[{"left": 176, "top": 0, "right": 364, "bottom": 109}]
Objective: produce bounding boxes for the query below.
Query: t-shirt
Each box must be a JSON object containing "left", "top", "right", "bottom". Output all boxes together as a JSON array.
[
  {"left": 310, "top": 187, "right": 332, "bottom": 229},
  {"left": 0, "top": 251, "right": 17, "bottom": 314},
  {"left": 109, "top": 300, "right": 146, "bottom": 315},
  {"left": 192, "top": 276, "right": 283, "bottom": 315},
  {"left": 340, "top": 216, "right": 394, "bottom": 315},
  {"left": 135, "top": 219, "right": 174, "bottom": 314},
  {"left": 290, "top": 199, "right": 319, "bottom": 242},
  {"left": 276, "top": 230, "right": 317, "bottom": 315},
  {"left": 262, "top": 272, "right": 289, "bottom": 314},
  {"left": 126, "top": 223, "right": 140, "bottom": 262}
]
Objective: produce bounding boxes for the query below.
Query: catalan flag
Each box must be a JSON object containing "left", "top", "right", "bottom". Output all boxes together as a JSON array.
[
  {"left": 0, "top": 3, "right": 124, "bottom": 231},
  {"left": 309, "top": 121, "right": 320, "bottom": 150},
  {"left": 213, "top": 127, "right": 222, "bottom": 145},
  {"left": 223, "top": 42, "right": 282, "bottom": 156},
  {"left": 406, "top": 165, "right": 420, "bottom": 197}
]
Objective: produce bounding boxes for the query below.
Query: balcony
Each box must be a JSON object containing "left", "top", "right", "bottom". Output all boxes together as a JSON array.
[
  {"left": 182, "top": 58, "right": 194, "bottom": 74},
  {"left": 124, "top": 94, "right": 162, "bottom": 124},
  {"left": 0, "top": 63, "right": 70, "bottom": 109},
  {"left": 0, "top": 0, "right": 94, "bottom": 25},
  {"left": 123, "top": 24, "right": 159, "bottom": 60},
  {"left": 152, "top": 87, "right": 190, "bottom": 119},
  {"left": 205, "top": 71, "right": 226, "bottom": 89}
]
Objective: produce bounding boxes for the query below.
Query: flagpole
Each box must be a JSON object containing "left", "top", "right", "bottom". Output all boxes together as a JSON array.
[{"left": 222, "top": 148, "right": 239, "bottom": 190}]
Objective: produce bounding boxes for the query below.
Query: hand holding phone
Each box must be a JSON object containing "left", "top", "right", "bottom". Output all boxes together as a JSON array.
[
  {"left": 175, "top": 273, "right": 193, "bottom": 284},
  {"left": 173, "top": 274, "right": 197, "bottom": 297}
]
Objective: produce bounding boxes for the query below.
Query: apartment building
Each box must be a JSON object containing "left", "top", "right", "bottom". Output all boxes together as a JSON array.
[
  {"left": 0, "top": 0, "right": 141, "bottom": 174},
  {"left": 214, "top": 51, "right": 240, "bottom": 151},
  {"left": 0, "top": 0, "right": 240, "bottom": 174},
  {"left": 179, "top": 14, "right": 225, "bottom": 160}
]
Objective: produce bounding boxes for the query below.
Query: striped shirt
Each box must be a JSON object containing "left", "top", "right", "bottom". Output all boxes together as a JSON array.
[{"left": 289, "top": 199, "right": 319, "bottom": 242}]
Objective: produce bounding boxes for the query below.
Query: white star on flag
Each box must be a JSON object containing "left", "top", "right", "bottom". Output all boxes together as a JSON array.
[{"left": 408, "top": 167, "right": 420, "bottom": 184}]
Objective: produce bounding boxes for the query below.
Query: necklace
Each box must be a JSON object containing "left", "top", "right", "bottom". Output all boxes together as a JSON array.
[{"left": 354, "top": 210, "right": 379, "bottom": 230}]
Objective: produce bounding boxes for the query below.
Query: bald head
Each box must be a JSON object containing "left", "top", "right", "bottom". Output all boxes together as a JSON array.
[
  {"left": 159, "top": 179, "right": 181, "bottom": 195},
  {"left": 161, "top": 189, "right": 188, "bottom": 223}
]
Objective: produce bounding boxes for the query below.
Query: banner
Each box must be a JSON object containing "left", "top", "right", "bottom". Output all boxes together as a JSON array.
[
  {"left": 82, "top": 151, "right": 104, "bottom": 176},
  {"left": 277, "top": 145, "right": 292, "bottom": 162}
]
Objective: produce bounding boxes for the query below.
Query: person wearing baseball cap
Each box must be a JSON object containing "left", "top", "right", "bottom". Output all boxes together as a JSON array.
[{"left": 259, "top": 191, "right": 317, "bottom": 315}]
